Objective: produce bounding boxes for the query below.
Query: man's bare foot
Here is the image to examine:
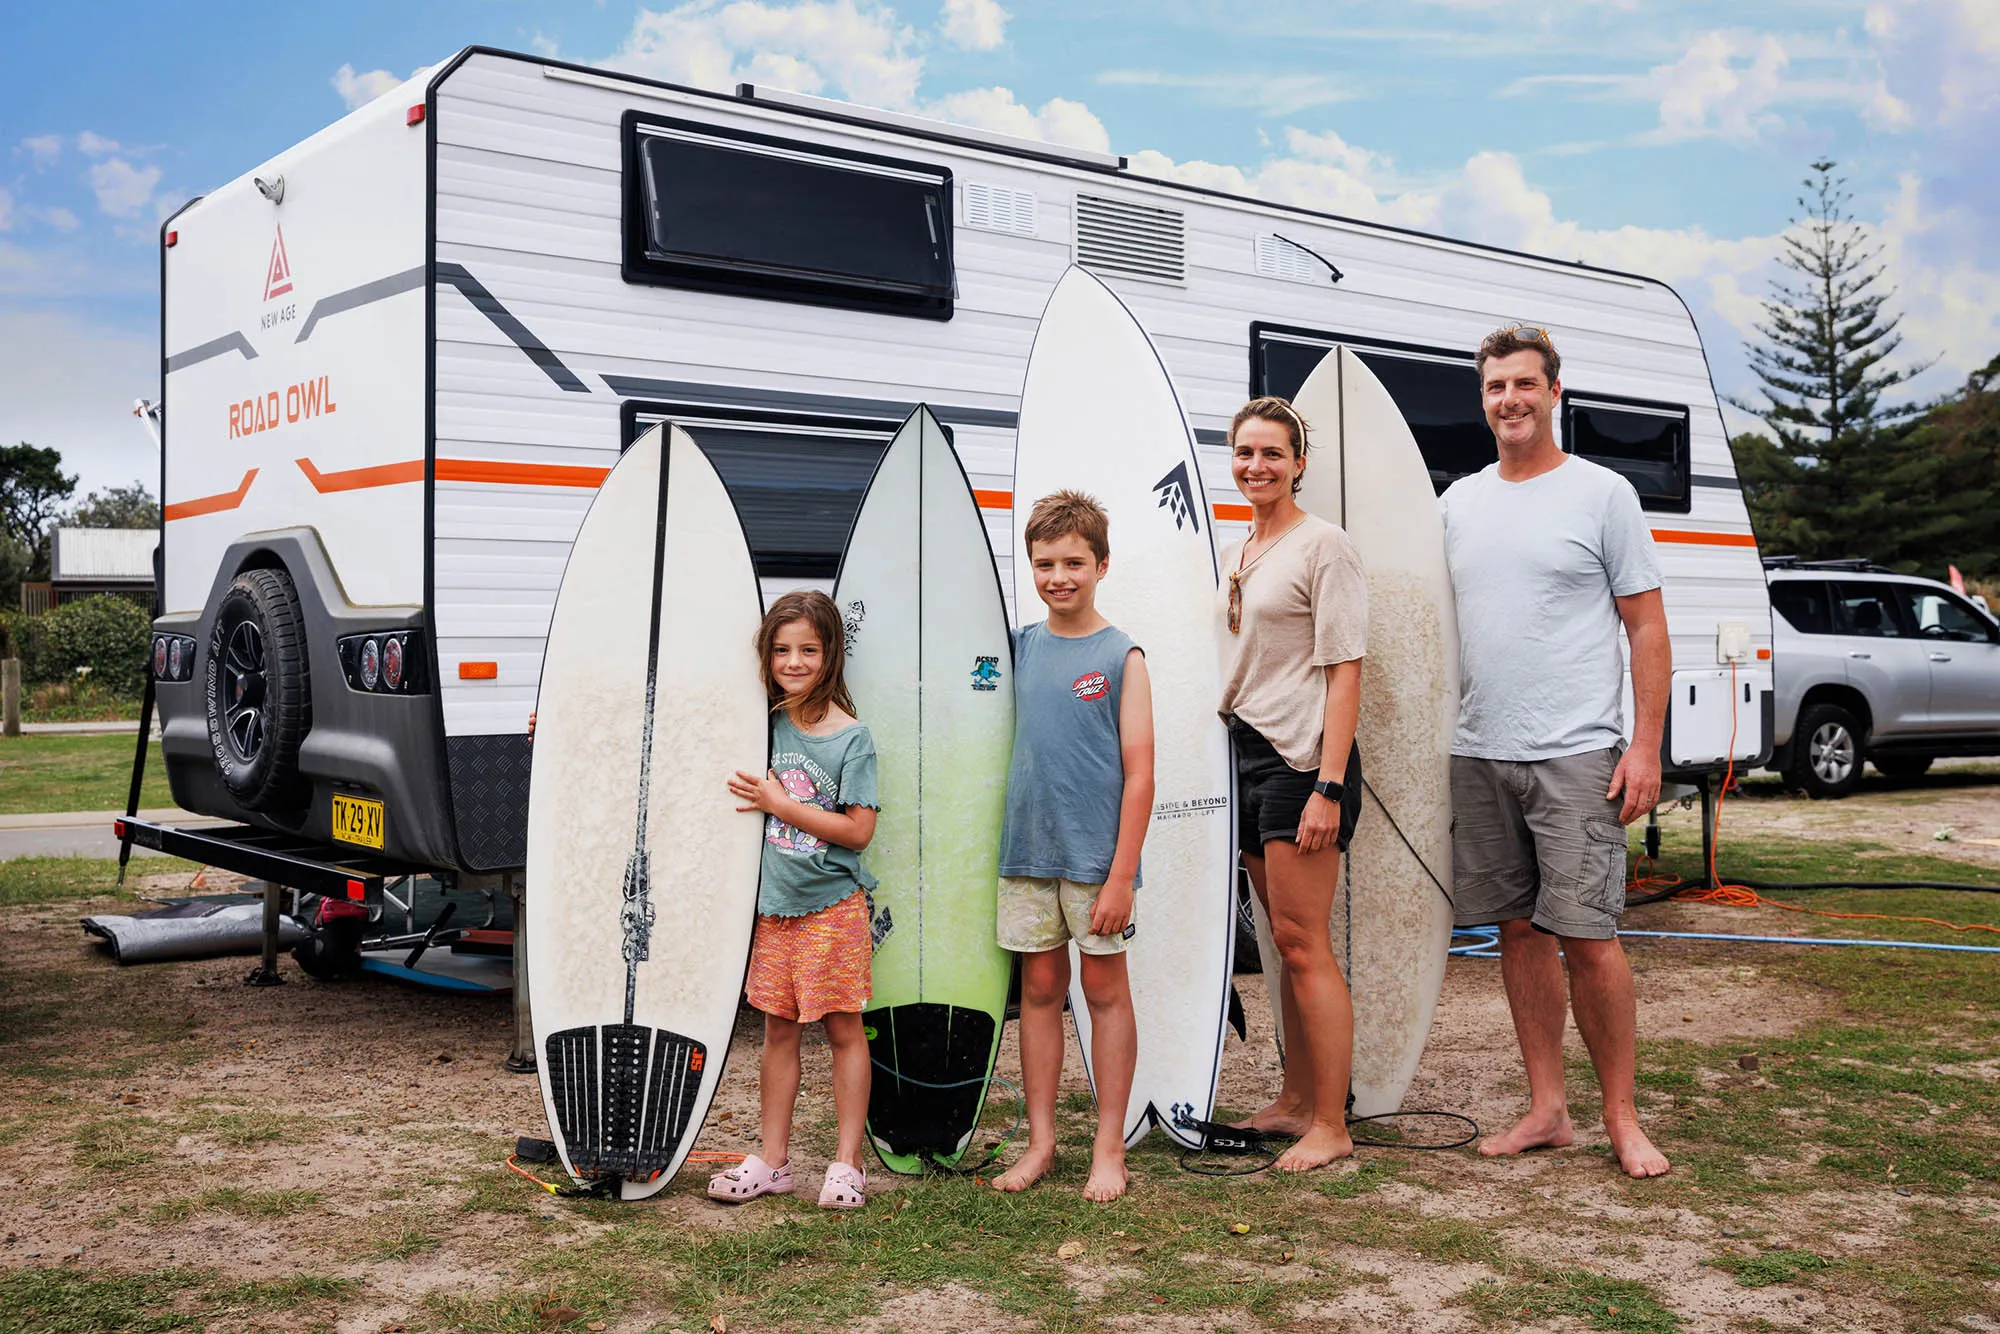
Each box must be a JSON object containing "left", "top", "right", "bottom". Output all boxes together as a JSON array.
[
  {"left": 1478, "top": 1107, "right": 1575, "bottom": 1157},
  {"left": 1082, "top": 1145, "right": 1128, "bottom": 1203},
  {"left": 991, "top": 1143, "right": 1054, "bottom": 1192},
  {"left": 1606, "top": 1118, "right": 1670, "bottom": 1178},
  {"left": 1230, "top": 1098, "right": 1313, "bottom": 1137},
  {"left": 1272, "top": 1124, "right": 1353, "bottom": 1172}
]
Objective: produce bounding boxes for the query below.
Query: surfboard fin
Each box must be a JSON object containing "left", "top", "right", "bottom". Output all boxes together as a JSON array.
[{"left": 544, "top": 1023, "right": 706, "bottom": 1183}]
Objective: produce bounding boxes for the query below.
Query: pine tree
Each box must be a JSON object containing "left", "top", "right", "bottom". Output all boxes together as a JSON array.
[
  {"left": 1730, "top": 161, "right": 1931, "bottom": 561},
  {"left": 1883, "top": 353, "right": 2000, "bottom": 581}
]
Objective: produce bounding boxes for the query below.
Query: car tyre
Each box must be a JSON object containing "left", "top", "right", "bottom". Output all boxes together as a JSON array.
[
  {"left": 1785, "top": 703, "right": 1864, "bottom": 799},
  {"left": 1872, "top": 754, "right": 1934, "bottom": 782},
  {"left": 206, "top": 568, "right": 312, "bottom": 811}
]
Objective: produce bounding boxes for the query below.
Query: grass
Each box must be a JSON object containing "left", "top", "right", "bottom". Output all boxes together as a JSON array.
[
  {"left": 1706, "top": 1248, "right": 1834, "bottom": 1288},
  {"left": 0, "top": 733, "right": 173, "bottom": 815},
  {"left": 148, "top": 1188, "right": 323, "bottom": 1224},
  {"left": 1459, "top": 1266, "right": 1682, "bottom": 1333},
  {"left": 0, "top": 855, "right": 201, "bottom": 908},
  {"left": 0, "top": 1266, "right": 358, "bottom": 1334}
]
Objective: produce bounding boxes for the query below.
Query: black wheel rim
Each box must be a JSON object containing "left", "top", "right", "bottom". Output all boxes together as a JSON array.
[{"left": 223, "top": 618, "right": 267, "bottom": 763}]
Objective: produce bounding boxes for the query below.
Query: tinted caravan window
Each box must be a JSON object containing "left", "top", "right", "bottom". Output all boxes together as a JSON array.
[
  {"left": 1251, "top": 326, "right": 1494, "bottom": 494},
  {"left": 1563, "top": 395, "right": 1691, "bottom": 512},
  {"left": 626, "top": 406, "right": 896, "bottom": 579},
  {"left": 625, "top": 114, "right": 954, "bottom": 319}
]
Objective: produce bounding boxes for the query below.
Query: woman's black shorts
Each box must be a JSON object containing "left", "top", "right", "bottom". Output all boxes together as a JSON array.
[{"left": 1230, "top": 719, "right": 1362, "bottom": 853}]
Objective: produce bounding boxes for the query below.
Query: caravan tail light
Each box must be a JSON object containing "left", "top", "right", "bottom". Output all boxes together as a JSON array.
[
  {"left": 151, "top": 633, "right": 197, "bottom": 682},
  {"left": 336, "top": 630, "right": 429, "bottom": 694},
  {"left": 153, "top": 636, "right": 168, "bottom": 679}
]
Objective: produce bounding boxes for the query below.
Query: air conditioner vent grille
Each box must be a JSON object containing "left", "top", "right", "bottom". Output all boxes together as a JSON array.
[
  {"left": 1074, "top": 193, "right": 1186, "bottom": 285},
  {"left": 1255, "top": 235, "right": 1321, "bottom": 284},
  {"left": 964, "top": 181, "right": 1037, "bottom": 237}
]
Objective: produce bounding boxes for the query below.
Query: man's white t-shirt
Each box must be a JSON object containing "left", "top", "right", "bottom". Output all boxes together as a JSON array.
[{"left": 1440, "top": 455, "right": 1662, "bottom": 761}]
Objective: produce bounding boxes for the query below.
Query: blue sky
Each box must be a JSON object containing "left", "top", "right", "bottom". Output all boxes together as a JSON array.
[{"left": 4, "top": 0, "right": 1996, "bottom": 498}]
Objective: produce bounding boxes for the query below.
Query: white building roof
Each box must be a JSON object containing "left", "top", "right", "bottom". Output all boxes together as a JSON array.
[{"left": 51, "top": 527, "right": 158, "bottom": 583}]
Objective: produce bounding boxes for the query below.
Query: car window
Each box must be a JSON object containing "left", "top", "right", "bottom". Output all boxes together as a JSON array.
[
  {"left": 1769, "top": 580, "right": 1833, "bottom": 634},
  {"left": 1834, "top": 583, "right": 1908, "bottom": 638},
  {"left": 1899, "top": 585, "right": 1997, "bottom": 643}
]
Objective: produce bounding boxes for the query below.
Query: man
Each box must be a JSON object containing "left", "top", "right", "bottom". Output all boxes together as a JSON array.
[{"left": 1439, "top": 325, "right": 1671, "bottom": 1179}]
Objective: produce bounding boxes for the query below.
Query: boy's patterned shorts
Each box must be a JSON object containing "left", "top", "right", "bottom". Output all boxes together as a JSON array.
[
  {"left": 746, "top": 889, "right": 874, "bottom": 1023},
  {"left": 996, "top": 876, "right": 1135, "bottom": 956}
]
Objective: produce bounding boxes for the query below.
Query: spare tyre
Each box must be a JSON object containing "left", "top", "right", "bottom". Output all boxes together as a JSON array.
[{"left": 206, "top": 567, "right": 311, "bottom": 811}]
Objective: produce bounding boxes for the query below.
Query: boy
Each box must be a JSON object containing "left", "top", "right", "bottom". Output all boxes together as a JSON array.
[{"left": 992, "top": 490, "right": 1155, "bottom": 1203}]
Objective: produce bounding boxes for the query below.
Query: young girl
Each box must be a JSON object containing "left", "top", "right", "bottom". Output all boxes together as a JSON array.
[{"left": 709, "top": 590, "right": 880, "bottom": 1210}]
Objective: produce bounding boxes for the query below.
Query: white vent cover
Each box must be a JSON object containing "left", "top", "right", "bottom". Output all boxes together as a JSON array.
[
  {"left": 1074, "top": 193, "right": 1186, "bottom": 285},
  {"left": 1255, "top": 234, "right": 1321, "bottom": 284},
  {"left": 964, "top": 181, "right": 1037, "bottom": 237}
]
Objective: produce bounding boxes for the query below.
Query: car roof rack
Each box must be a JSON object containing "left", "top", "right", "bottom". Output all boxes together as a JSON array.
[{"left": 1761, "top": 556, "right": 1898, "bottom": 574}]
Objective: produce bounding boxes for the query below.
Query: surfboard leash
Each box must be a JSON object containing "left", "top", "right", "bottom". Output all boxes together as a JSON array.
[
  {"left": 1171, "top": 1105, "right": 1480, "bottom": 1176},
  {"left": 1359, "top": 777, "right": 1453, "bottom": 908}
]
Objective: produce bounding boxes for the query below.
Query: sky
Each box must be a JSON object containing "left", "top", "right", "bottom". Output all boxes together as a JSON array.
[{"left": 2, "top": 0, "right": 1996, "bottom": 499}]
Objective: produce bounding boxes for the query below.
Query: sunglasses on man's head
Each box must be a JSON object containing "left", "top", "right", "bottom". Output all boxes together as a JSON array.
[{"left": 1487, "top": 325, "right": 1554, "bottom": 351}]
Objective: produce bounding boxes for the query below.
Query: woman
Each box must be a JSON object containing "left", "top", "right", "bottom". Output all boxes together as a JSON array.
[{"left": 1216, "top": 395, "right": 1367, "bottom": 1172}]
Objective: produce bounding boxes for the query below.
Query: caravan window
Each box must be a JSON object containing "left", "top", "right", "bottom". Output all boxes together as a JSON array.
[
  {"left": 1250, "top": 325, "right": 1493, "bottom": 494},
  {"left": 1563, "top": 395, "right": 1691, "bottom": 513},
  {"left": 624, "top": 113, "right": 954, "bottom": 319},
  {"left": 624, "top": 405, "right": 896, "bottom": 579}
]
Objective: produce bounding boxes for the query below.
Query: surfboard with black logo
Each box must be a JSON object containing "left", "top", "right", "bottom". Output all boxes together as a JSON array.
[
  {"left": 836, "top": 405, "right": 1015, "bottom": 1173},
  {"left": 1011, "top": 265, "right": 1235, "bottom": 1148},
  {"left": 525, "top": 424, "right": 766, "bottom": 1200}
]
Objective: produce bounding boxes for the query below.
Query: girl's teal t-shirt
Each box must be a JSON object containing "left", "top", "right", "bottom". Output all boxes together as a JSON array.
[{"left": 758, "top": 713, "right": 881, "bottom": 917}]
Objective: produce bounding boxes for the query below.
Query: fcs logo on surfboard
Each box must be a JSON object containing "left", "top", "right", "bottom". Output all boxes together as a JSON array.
[
  {"left": 1072, "top": 671, "right": 1110, "bottom": 701},
  {"left": 1152, "top": 462, "right": 1201, "bottom": 533},
  {"left": 970, "top": 655, "right": 1001, "bottom": 692}
]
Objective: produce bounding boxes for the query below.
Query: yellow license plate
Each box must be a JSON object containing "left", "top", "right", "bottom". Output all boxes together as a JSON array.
[{"left": 331, "top": 794, "right": 385, "bottom": 849}]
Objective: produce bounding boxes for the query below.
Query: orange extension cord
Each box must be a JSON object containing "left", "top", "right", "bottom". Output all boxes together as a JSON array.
[{"left": 1630, "top": 661, "right": 2000, "bottom": 937}]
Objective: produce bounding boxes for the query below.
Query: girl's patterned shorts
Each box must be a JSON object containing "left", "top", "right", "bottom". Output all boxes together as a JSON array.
[{"left": 745, "top": 889, "right": 873, "bottom": 1023}]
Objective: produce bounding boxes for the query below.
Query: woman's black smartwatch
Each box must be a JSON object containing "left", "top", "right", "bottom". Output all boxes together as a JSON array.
[{"left": 1312, "top": 778, "right": 1344, "bottom": 803}]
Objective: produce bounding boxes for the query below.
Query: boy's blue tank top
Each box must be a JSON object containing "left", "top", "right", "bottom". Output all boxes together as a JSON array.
[{"left": 998, "top": 622, "right": 1143, "bottom": 887}]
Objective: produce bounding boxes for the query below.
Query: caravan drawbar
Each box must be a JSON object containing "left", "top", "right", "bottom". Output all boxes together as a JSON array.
[{"left": 153, "top": 46, "right": 1773, "bottom": 882}]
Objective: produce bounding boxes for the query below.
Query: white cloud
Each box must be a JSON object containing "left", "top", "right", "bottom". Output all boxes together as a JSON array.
[
  {"left": 529, "top": 31, "right": 561, "bottom": 58},
  {"left": 76, "top": 131, "right": 121, "bottom": 157},
  {"left": 939, "top": 0, "right": 1005, "bottom": 51},
  {"left": 609, "top": 1, "right": 924, "bottom": 109},
  {"left": 86, "top": 159, "right": 162, "bottom": 218},
  {"left": 1866, "top": 0, "right": 2000, "bottom": 127},
  {"left": 34, "top": 206, "right": 81, "bottom": 232},
  {"left": 0, "top": 310, "right": 159, "bottom": 498},
  {"left": 0, "top": 189, "right": 12, "bottom": 232},
  {"left": 924, "top": 87, "right": 1109, "bottom": 152},
  {"left": 1097, "top": 68, "right": 1358, "bottom": 117},
  {"left": 20, "top": 134, "right": 63, "bottom": 167},
  {"left": 1644, "top": 30, "right": 1791, "bottom": 142},
  {"left": 331, "top": 63, "right": 403, "bottom": 110}
]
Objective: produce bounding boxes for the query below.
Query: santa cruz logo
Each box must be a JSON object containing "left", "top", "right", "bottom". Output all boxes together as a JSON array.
[
  {"left": 971, "top": 655, "right": 1001, "bottom": 692},
  {"left": 1152, "top": 461, "right": 1201, "bottom": 533},
  {"left": 1072, "top": 671, "right": 1109, "bottom": 701}
]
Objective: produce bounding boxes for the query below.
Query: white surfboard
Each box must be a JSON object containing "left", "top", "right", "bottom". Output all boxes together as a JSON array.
[
  {"left": 526, "top": 424, "right": 767, "bottom": 1200},
  {"left": 1248, "top": 346, "right": 1457, "bottom": 1118},
  {"left": 1013, "top": 266, "right": 1235, "bottom": 1148},
  {"left": 836, "top": 406, "right": 1015, "bottom": 1174}
]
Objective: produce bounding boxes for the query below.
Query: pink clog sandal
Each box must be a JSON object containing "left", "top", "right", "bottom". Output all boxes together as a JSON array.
[
  {"left": 819, "top": 1161, "right": 867, "bottom": 1210},
  {"left": 707, "top": 1155, "right": 793, "bottom": 1203}
]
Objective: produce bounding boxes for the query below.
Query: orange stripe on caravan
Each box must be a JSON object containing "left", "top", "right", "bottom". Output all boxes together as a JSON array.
[
  {"left": 296, "top": 457, "right": 425, "bottom": 493},
  {"left": 973, "top": 489, "right": 1251, "bottom": 523},
  {"left": 434, "top": 458, "right": 611, "bottom": 488},
  {"left": 163, "top": 468, "right": 258, "bottom": 521},
  {"left": 1650, "top": 529, "right": 1759, "bottom": 548}
]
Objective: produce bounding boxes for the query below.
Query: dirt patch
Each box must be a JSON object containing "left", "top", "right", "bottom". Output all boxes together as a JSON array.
[{"left": 1684, "top": 769, "right": 2000, "bottom": 872}]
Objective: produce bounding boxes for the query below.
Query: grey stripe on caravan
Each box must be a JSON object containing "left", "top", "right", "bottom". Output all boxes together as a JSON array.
[
  {"left": 436, "top": 262, "right": 590, "bottom": 393},
  {"left": 164, "top": 332, "right": 258, "bottom": 372},
  {"left": 294, "top": 265, "right": 426, "bottom": 342},
  {"left": 602, "top": 374, "right": 1016, "bottom": 429},
  {"left": 1691, "top": 473, "right": 1737, "bottom": 489}
]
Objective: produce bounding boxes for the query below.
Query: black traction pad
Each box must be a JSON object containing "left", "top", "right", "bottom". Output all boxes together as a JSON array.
[
  {"left": 545, "top": 1023, "right": 706, "bottom": 1181},
  {"left": 865, "top": 1002, "right": 998, "bottom": 1159}
]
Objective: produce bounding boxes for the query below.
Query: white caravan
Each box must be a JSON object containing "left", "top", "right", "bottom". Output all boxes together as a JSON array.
[{"left": 154, "top": 46, "right": 1771, "bottom": 877}]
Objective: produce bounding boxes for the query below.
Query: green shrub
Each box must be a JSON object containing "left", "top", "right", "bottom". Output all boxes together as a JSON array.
[
  {"left": 0, "top": 608, "right": 47, "bottom": 674},
  {"left": 36, "top": 596, "right": 152, "bottom": 696}
]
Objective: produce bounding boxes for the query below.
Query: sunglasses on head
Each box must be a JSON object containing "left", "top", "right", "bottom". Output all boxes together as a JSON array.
[{"left": 1487, "top": 324, "right": 1554, "bottom": 351}]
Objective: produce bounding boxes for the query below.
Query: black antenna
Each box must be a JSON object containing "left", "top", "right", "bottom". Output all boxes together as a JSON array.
[{"left": 1271, "top": 232, "right": 1344, "bottom": 284}]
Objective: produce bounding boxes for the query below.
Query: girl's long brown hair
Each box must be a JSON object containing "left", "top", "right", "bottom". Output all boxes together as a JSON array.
[{"left": 755, "top": 590, "right": 857, "bottom": 726}]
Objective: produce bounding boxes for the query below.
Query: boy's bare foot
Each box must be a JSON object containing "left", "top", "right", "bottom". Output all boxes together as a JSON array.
[
  {"left": 992, "top": 1143, "right": 1054, "bottom": 1192},
  {"left": 1478, "top": 1107, "right": 1575, "bottom": 1157},
  {"left": 1082, "top": 1145, "right": 1128, "bottom": 1203},
  {"left": 1272, "top": 1124, "right": 1352, "bottom": 1172},
  {"left": 1606, "top": 1116, "right": 1670, "bottom": 1178},
  {"left": 1231, "top": 1097, "right": 1313, "bottom": 1138}
]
